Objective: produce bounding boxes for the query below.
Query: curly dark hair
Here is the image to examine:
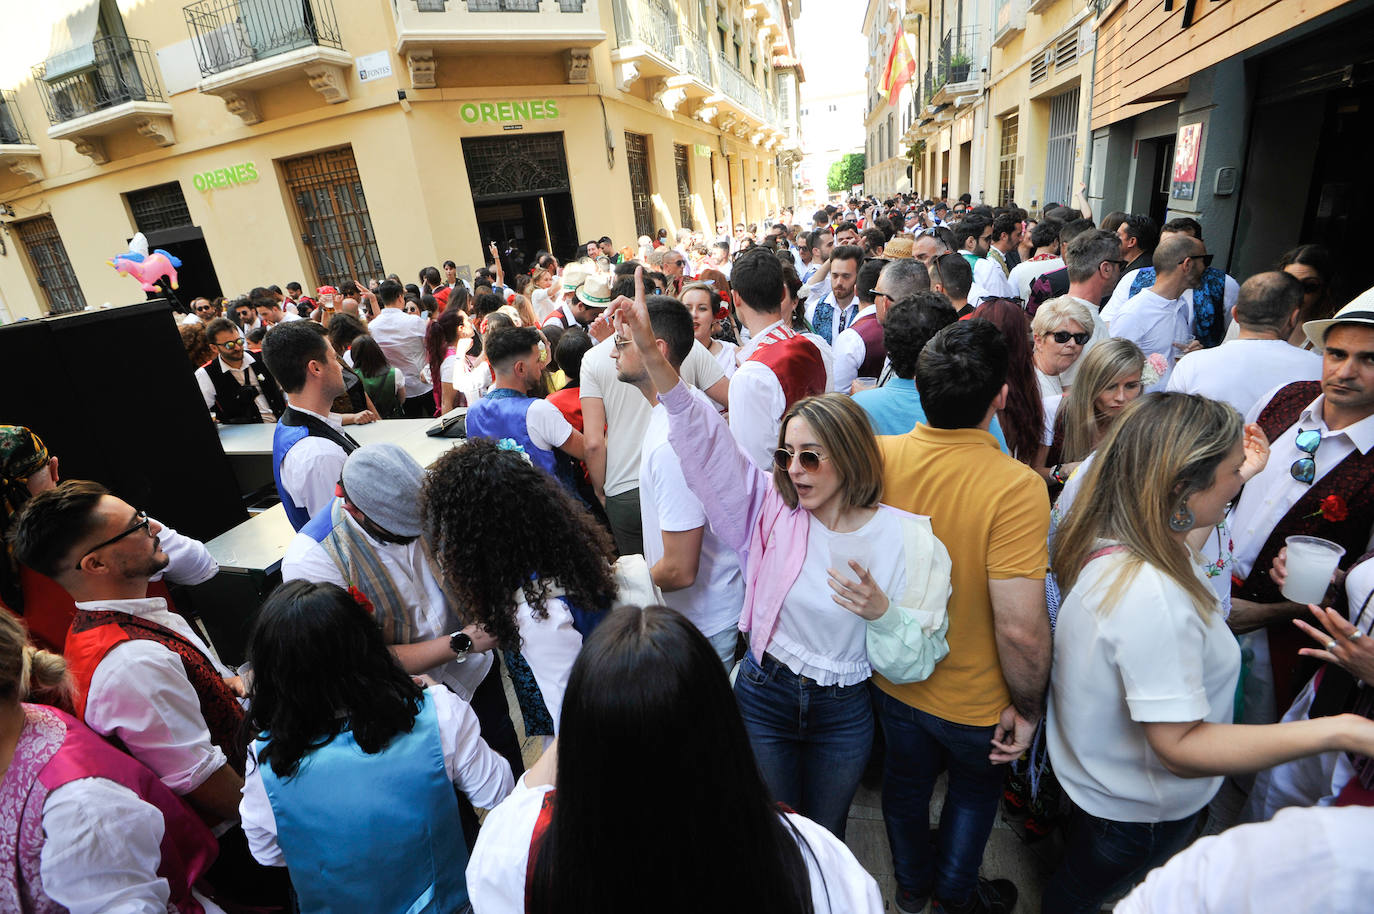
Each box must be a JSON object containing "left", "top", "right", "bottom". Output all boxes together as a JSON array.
[
  {"left": 242, "top": 580, "right": 423, "bottom": 779},
  {"left": 420, "top": 438, "right": 617, "bottom": 650}
]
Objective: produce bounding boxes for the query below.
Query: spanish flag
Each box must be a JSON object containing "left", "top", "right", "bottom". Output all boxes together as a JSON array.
[{"left": 879, "top": 32, "right": 916, "bottom": 103}]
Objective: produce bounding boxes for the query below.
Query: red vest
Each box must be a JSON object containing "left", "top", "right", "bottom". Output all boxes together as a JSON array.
[
  {"left": 65, "top": 608, "right": 246, "bottom": 783},
  {"left": 1235, "top": 381, "right": 1374, "bottom": 707},
  {"left": 14, "top": 563, "right": 175, "bottom": 653},
  {"left": 849, "top": 314, "right": 887, "bottom": 380},
  {"left": 748, "top": 333, "right": 827, "bottom": 409}
]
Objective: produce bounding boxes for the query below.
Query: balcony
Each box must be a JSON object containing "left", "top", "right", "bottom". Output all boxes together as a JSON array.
[
  {"left": 32, "top": 36, "right": 174, "bottom": 165},
  {"left": 0, "top": 90, "right": 44, "bottom": 182},
  {"left": 931, "top": 27, "right": 982, "bottom": 107},
  {"left": 993, "top": 0, "right": 1027, "bottom": 48},
  {"left": 185, "top": 0, "right": 352, "bottom": 124},
  {"left": 394, "top": 0, "right": 604, "bottom": 88}
]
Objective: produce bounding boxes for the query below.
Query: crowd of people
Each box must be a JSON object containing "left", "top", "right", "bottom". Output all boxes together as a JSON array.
[{"left": 2, "top": 193, "right": 1374, "bottom": 914}]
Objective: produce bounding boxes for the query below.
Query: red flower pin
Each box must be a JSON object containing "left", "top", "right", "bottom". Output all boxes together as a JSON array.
[
  {"left": 1308, "top": 494, "right": 1348, "bottom": 523},
  {"left": 347, "top": 585, "right": 374, "bottom": 615}
]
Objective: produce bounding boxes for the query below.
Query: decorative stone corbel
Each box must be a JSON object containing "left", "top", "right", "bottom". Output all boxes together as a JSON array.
[
  {"left": 691, "top": 103, "right": 718, "bottom": 124},
  {"left": 216, "top": 89, "right": 261, "bottom": 126},
  {"left": 616, "top": 61, "right": 641, "bottom": 92},
  {"left": 565, "top": 48, "right": 591, "bottom": 84},
  {"left": 733, "top": 122, "right": 749, "bottom": 138},
  {"left": 649, "top": 79, "right": 686, "bottom": 113},
  {"left": 8, "top": 158, "right": 43, "bottom": 183},
  {"left": 304, "top": 64, "right": 350, "bottom": 104},
  {"left": 71, "top": 136, "right": 107, "bottom": 165},
  {"left": 407, "top": 49, "right": 436, "bottom": 89},
  {"left": 718, "top": 113, "right": 737, "bottom": 133},
  {"left": 135, "top": 117, "right": 176, "bottom": 147}
]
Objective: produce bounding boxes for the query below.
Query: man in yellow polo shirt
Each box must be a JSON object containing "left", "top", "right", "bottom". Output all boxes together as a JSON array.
[{"left": 875, "top": 319, "right": 1051, "bottom": 914}]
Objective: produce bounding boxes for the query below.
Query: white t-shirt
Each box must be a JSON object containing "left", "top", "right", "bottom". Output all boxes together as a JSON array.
[
  {"left": 1008, "top": 256, "right": 1063, "bottom": 301},
  {"left": 1165, "top": 338, "right": 1323, "bottom": 418},
  {"left": 579, "top": 338, "right": 725, "bottom": 497},
  {"left": 1109, "top": 289, "right": 1192, "bottom": 390},
  {"left": 1036, "top": 366, "right": 1065, "bottom": 400},
  {"left": 710, "top": 339, "right": 739, "bottom": 379},
  {"left": 1048, "top": 552, "right": 1241, "bottom": 822},
  {"left": 770, "top": 508, "right": 908, "bottom": 687},
  {"left": 523, "top": 397, "right": 574, "bottom": 451},
  {"left": 466, "top": 778, "right": 884, "bottom": 913},
  {"left": 1042, "top": 394, "right": 1063, "bottom": 447},
  {"left": 640, "top": 402, "right": 745, "bottom": 639},
  {"left": 1103, "top": 268, "right": 1240, "bottom": 334}
]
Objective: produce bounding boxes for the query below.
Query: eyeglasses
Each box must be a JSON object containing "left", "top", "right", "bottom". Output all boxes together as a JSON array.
[
  {"left": 1050, "top": 330, "right": 1091, "bottom": 345},
  {"left": 870, "top": 289, "right": 895, "bottom": 301},
  {"left": 612, "top": 336, "right": 632, "bottom": 351},
  {"left": 76, "top": 511, "right": 152, "bottom": 571},
  {"left": 929, "top": 252, "right": 958, "bottom": 288},
  {"left": 773, "top": 447, "right": 829, "bottom": 473},
  {"left": 1181, "top": 253, "right": 1216, "bottom": 267},
  {"left": 1290, "top": 428, "right": 1322, "bottom": 484},
  {"left": 215, "top": 338, "right": 245, "bottom": 350}
]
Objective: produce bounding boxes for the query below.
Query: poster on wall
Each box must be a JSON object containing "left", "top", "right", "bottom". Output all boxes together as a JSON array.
[{"left": 1171, "top": 122, "right": 1203, "bottom": 200}]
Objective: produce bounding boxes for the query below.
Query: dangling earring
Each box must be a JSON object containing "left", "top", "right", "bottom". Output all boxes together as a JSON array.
[{"left": 1169, "top": 500, "right": 1195, "bottom": 533}]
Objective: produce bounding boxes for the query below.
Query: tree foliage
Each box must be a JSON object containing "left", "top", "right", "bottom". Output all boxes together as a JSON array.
[{"left": 827, "top": 153, "right": 867, "bottom": 192}]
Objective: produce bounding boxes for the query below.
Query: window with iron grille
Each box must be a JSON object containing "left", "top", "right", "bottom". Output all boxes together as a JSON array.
[
  {"left": 625, "top": 132, "right": 653, "bottom": 238},
  {"left": 416, "top": 0, "right": 445, "bottom": 9},
  {"left": 1044, "top": 88, "right": 1080, "bottom": 208},
  {"left": 998, "top": 113, "right": 1018, "bottom": 207},
  {"left": 16, "top": 216, "right": 86, "bottom": 315},
  {"left": 462, "top": 132, "right": 571, "bottom": 201},
  {"left": 674, "top": 144, "right": 692, "bottom": 230},
  {"left": 126, "top": 182, "right": 193, "bottom": 234},
  {"left": 281, "top": 147, "right": 384, "bottom": 289}
]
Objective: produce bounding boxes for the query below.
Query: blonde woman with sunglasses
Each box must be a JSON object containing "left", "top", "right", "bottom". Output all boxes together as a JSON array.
[{"left": 608, "top": 269, "right": 952, "bottom": 839}]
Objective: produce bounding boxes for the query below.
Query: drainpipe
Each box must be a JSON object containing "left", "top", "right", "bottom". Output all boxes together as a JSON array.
[{"left": 1081, "top": 3, "right": 1104, "bottom": 205}]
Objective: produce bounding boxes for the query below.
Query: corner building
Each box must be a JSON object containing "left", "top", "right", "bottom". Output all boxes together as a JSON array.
[{"left": 0, "top": 0, "right": 804, "bottom": 319}]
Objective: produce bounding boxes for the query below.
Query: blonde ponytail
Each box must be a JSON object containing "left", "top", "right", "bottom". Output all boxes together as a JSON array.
[{"left": 0, "top": 610, "right": 73, "bottom": 711}]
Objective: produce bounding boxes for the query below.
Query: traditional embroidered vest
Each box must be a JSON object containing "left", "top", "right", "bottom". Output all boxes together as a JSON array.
[
  {"left": 0, "top": 704, "right": 216, "bottom": 914},
  {"left": 1235, "top": 381, "right": 1374, "bottom": 706},
  {"left": 850, "top": 314, "right": 887, "bottom": 381},
  {"left": 466, "top": 389, "right": 575, "bottom": 492},
  {"left": 524, "top": 789, "right": 557, "bottom": 909},
  {"left": 257, "top": 691, "right": 469, "bottom": 914},
  {"left": 747, "top": 328, "right": 827, "bottom": 410},
  {"left": 16, "top": 564, "right": 176, "bottom": 654},
  {"left": 272, "top": 407, "right": 359, "bottom": 530},
  {"left": 66, "top": 608, "right": 246, "bottom": 778},
  {"left": 203, "top": 357, "right": 285, "bottom": 424}
]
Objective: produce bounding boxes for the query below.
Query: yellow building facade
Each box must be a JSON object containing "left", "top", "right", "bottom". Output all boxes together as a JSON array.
[{"left": 0, "top": 0, "right": 803, "bottom": 319}]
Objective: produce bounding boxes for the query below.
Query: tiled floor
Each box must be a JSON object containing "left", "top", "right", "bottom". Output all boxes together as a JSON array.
[{"left": 500, "top": 668, "right": 1056, "bottom": 912}]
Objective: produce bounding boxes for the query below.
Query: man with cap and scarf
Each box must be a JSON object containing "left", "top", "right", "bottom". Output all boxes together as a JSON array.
[
  {"left": 280, "top": 443, "right": 525, "bottom": 828},
  {"left": 0, "top": 426, "right": 218, "bottom": 652}
]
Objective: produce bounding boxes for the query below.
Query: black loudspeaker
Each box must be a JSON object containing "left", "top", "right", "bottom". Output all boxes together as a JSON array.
[{"left": 0, "top": 300, "right": 247, "bottom": 542}]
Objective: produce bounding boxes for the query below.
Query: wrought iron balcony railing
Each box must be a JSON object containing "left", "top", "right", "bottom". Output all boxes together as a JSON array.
[
  {"left": 612, "top": 0, "right": 678, "bottom": 61},
  {"left": 938, "top": 26, "right": 981, "bottom": 85},
  {"left": 32, "top": 36, "right": 166, "bottom": 126},
  {"left": 0, "top": 90, "right": 32, "bottom": 145},
  {"left": 184, "top": 0, "right": 344, "bottom": 77},
  {"left": 716, "top": 56, "right": 764, "bottom": 119}
]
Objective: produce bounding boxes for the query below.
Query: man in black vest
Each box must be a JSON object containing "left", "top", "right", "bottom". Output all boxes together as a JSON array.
[{"left": 195, "top": 317, "right": 286, "bottom": 424}]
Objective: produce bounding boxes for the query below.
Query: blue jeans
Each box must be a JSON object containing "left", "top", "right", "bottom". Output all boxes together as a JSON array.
[
  {"left": 734, "top": 652, "right": 873, "bottom": 838},
  {"left": 1042, "top": 807, "right": 1198, "bottom": 913},
  {"left": 874, "top": 687, "right": 1007, "bottom": 903}
]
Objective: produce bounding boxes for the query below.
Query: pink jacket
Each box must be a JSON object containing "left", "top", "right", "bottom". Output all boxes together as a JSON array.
[{"left": 661, "top": 381, "right": 806, "bottom": 660}]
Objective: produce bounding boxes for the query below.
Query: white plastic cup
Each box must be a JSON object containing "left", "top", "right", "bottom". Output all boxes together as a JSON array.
[
  {"left": 853, "top": 376, "right": 879, "bottom": 392},
  {"left": 1281, "top": 535, "right": 1346, "bottom": 605},
  {"left": 829, "top": 533, "right": 870, "bottom": 585}
]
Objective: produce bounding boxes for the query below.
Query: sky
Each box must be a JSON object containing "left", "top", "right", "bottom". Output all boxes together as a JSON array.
[{"left": 793, "top": 0, "right": 868, "bottom": 98}]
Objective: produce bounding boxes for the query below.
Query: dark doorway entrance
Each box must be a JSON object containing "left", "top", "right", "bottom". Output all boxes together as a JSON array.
[
  {"left": 1143, "top": 136, "right": 1174, "bottom": 228},
  {"left": 461, "top": 132, "right": 579, "bottom": 267},
  {"left": 125, "top": 181, "right": 223, "bottom": 307}
]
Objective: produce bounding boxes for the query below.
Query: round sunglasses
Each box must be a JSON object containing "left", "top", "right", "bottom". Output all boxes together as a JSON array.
[{"left": 773, "top": 447, "right": 829, "bottom": 473}]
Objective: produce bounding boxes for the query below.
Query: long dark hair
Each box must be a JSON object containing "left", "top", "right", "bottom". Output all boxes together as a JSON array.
[
  {"left": 529, "top": 605, "right": 817, "bottom": 914},
  {"left": 349, "top": 334, "right": 391, "bottom": 379},
  {"left": 970, "top": 298, "right": 1043, "bottom": 464},
  {"left": 242, "top": 580, "right": 423, "bottom": 778},
  {"left": 424, "top": 310, "right": 462, "bottom": 392},
  {"left": 420, "top": 438, "right": 616, "bottom": 650}
]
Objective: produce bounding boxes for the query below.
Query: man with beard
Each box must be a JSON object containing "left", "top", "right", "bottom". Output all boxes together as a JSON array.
[
  {"left": 465, "top": 326, "right": 585, "bottom": 493},
  {"left": 10, "top": 481, "right": 291, "bottom": 908}
]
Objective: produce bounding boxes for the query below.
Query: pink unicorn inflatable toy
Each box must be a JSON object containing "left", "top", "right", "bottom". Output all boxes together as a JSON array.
[{"left": 107, "top": 232, "right": 182, "bottom": 293}]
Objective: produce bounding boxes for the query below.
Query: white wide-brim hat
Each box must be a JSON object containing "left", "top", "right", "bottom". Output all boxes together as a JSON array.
[{"left": 1304, "top": 286, "right": 1374, "bottom": 349}]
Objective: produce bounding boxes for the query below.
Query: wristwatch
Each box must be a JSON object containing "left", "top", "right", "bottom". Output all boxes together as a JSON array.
[{"left": 449, "top": 630, "right": 473, "bottom": 662}]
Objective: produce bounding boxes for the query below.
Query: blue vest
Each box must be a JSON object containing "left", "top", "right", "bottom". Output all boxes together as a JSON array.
[
  {"left": 466, "top": 388, "right": 559, "bottom": 477},
  {"left": 257, "top": 692, "right": 469, "bottom": 914},
  {"left": 272, "top": 408, "right": 358, "bottom": 531}
]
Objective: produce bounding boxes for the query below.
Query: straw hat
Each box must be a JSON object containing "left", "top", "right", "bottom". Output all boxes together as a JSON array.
[
  {"left": 560, "top": 263, "right": 591, "bottom": 293},
  {"left": 885, "top": 235, "right": 914, "bottom": 260},
  {"left": 575, "top": 273, "right": 614, "bottom": 309},
  {"left": 1304, "top": 286, "right": 1374, "bottom": 349}
]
